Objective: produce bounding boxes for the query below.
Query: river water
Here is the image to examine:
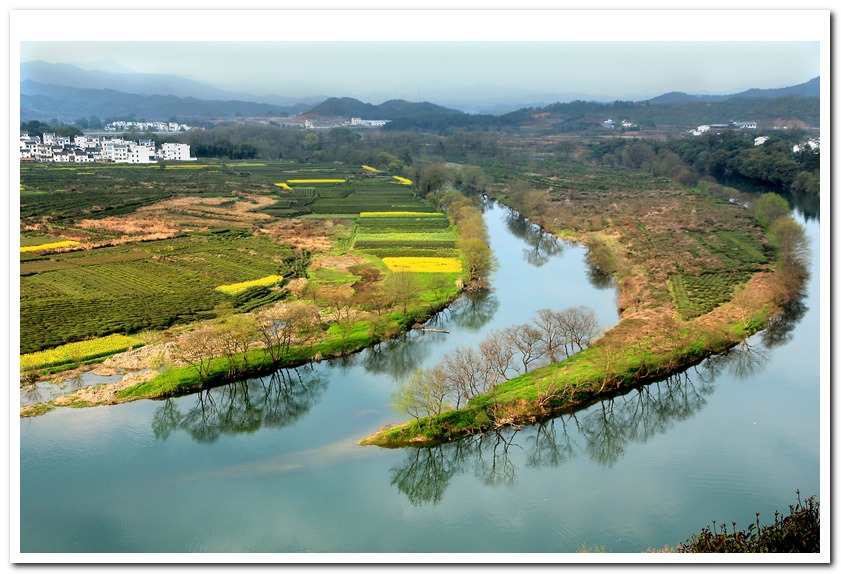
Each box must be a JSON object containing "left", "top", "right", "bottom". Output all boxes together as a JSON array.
[{"left": 17, "top": 199, "right": 823, "bottom": 557}]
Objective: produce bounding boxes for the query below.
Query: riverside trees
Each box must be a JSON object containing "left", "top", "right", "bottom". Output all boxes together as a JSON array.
[{"left": 391, "top": 306, "right": 601, "bottom": 420}]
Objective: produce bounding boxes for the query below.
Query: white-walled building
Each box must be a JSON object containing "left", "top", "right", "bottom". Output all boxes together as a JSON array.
[
  {"left": 20, "top": 132, "right": 193, "bottom": 164},
  {"left": 159, "top": 142, "right": 195, "bottom": 161},
  {"left": 127, "top": 144, "right": 157, "bottom": 164}
]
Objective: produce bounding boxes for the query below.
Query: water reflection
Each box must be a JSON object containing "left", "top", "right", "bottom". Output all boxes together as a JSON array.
[
  {"left": 503, "top": 211, "right": 567, "bottom": 267},
  {"left": 586, "top": 262, "right": 616, "bottom": 290},
  {"left": 760, "top": 293, "right": 810, "bottom": 349},
  {"left": 390, "top": 429, "right": 524, "bottom": 506},
  {"left": 444, "top": 291, "right": 500, "bottom": 331},
  {"left": 389, "top": 347, "right": 779, "bottom": 504},
  {"left": 361, "top": 332, "right": 441, "bottom": 379},
  {"left": 151, "top": 367, "right": 327, "bottom": 442}
]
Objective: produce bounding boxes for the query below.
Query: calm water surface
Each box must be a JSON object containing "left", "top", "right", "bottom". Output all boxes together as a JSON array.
[{"left": 18, "top": 201, "right": 822, "bottom": 555}]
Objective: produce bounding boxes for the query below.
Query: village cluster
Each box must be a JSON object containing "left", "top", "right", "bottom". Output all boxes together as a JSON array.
[{"left": 19, "top": 132, "right": 195, "bottom": 164}]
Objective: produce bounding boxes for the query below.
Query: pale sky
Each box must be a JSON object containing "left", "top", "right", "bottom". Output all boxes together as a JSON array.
[{"left": 13, "top": 10, "right": 826, "bottom": 105}]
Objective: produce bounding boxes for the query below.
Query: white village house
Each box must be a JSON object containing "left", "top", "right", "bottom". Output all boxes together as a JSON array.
[{"left": 19, "top": 133, "right": 195, "bottom": 164}]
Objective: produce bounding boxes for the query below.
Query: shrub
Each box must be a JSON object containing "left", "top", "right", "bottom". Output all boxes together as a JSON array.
[{"left": 679, "top": 492, "right": 819, "bottom": 553}]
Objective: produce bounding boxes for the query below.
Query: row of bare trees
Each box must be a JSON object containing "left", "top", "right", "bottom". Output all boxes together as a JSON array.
[
  {"left": 392, "top": 306, "right": 600, "bottom": 419},
  {"left": 172, "top": 301, "right": 323, "bottom": 382}
]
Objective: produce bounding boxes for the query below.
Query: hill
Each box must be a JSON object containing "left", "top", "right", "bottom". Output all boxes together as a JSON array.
[
  {"left": 20, "top": 80, "right": 308, "bottom": 124},
  {"left": 305, "top": 97, "right": 462, "bottom": 120},
  {"left": 646, "top": 77, "right": 819, "bottom": 104}
]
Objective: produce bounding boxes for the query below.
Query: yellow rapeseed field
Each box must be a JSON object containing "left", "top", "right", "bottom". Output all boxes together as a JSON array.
[
  {"left": 216, "top": 275, "right": 285, "bottom": 295},
  {"left": 274, "top": 182, "right": 293, "bottom": 190},
  {"left": 393, "top": 176, "right": 413, "bottom": 185},
  {"left": 382, "top": 257, "right": 462, "bottom": 273},
  {"left": 20, "top": 240, "right": 80, "bottom": 252},
  {"left": 361, "top": 165, "right": 381, "bottom": 172},
  {"left": 20, "top": 334, "right": 145, "bottom": 371}
]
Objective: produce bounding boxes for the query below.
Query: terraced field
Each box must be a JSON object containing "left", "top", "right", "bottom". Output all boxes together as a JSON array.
[{"left": 20, "top": 229, "right": 297, "bottom": 354}]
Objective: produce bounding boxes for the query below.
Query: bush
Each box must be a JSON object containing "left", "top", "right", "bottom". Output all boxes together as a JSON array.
[{"left": 679, "top": 492, "right": 819, "bottom": 553}]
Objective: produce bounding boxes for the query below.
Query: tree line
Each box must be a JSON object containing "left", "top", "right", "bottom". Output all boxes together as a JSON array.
[
  {"left": 589, "top": 129, "right": 820, "bottom": 195},
  {"left": 392, "top": 306, "right": 600, "bottom": 420}
]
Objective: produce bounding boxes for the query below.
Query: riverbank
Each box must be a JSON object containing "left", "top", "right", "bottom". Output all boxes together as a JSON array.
[
  {"left": 19, "top": 294, "right": 461, "bottom": 417},
  {"left": 360, "top": 180, "right": 802, "bottom": 447},
  {"left": 359, "top": 272, "right": 780, "bottom": 446}
]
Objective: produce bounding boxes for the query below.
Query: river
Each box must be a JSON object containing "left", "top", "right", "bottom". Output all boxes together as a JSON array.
[{"left": 17, "top": 199, "right": 822, "bottom": 556}]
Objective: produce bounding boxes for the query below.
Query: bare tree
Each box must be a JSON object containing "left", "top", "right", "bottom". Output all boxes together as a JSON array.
[
  {"left": 215, "top": 315, "right": 257, "bottom": 377},
  {"left": 385, "top": 272, "right": 419, "bottom": 315},
  {"left": 440, "top": 346, "right": 491, "bottom": 407},
  {"left": 505, "top": 323, "right": 547, "bottom": 374},
  {"left": 255, "top": 301, "right": 317, "bottom": 362},
  {"left": 173, "top": 324, "right": 223, "bottom": 381},
  {"left": 533, "top": 308, "right": 567, "bottom": 364},
  {"left": 479, "top": 328, "right": 518, "bottom": 385},
  {"left": 557, "top": 306, "right": 600, "bottom": 355}
]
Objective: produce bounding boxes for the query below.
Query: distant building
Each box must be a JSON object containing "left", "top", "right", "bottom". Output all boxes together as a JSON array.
[
  {"left": 20, "top": 132, "right": 194, "bottom": 164},
  {"left": 754, "top": 136, "right": 769, "bottom": 146},
  {"left": 159, "top": 142, "right": 195, "bottom": 161}
]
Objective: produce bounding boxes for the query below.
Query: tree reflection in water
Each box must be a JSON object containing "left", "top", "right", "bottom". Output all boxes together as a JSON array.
[
  {"left": 504, "top": 211, "right": 566, "bottom": 268},
  {"left": 586, "top": 263, "right": 616, "bottom": 291},
  {"left": 361, "top": 333, "right": 438, "bottom": 380},
  {"left": 760, "top": 291, "right": 809, "bottom": 350},
  {"left": 389, "top": 429, "right": 523, "bottom": 506},
  {"left": 446, "top": 290, "right": 500, "bottom": 332},
  {"left": 151, "top": 366, "right": 327, "bottom": 443},
  {"left": 389, "top": 342, "right": 773, "bottom": 504}
]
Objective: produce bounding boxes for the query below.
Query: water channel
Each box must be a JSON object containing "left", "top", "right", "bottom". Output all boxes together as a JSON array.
[{"left": 17, "top": 198, "right": 822, "bottom": 555}]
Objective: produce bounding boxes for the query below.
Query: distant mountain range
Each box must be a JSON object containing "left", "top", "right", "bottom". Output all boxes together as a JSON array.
[
  {"left": 646, "top": 76, "right": 819, "bottom": 104},
  {"left": 18, "top": 60, "right": 820, "bottom": 128}
]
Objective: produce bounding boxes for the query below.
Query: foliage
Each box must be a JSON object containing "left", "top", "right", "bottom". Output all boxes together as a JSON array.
[
  {"left": 679, "top": 492, "right": 819, "bottom": 553},
  {"left": 755, "top": 192, "right": 791, "bottom": 227}
]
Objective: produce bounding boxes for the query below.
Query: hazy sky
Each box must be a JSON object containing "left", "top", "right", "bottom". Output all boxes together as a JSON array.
[{"left": 14, "top": 10, "right": 826, "bottom": 104}]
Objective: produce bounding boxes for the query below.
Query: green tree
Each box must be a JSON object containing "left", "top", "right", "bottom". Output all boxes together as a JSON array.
[
  {"left": 754, "top": 192, "right": 790, "bottom": 227},
  {"left": 459, "top": 237, "right": 497, "bottom": 287},
  {"left": 385, "top": 272, "right": 419, "bottom": 315},
  {"left": 391, "top": 367, "right": 452, "bottom": 420}
]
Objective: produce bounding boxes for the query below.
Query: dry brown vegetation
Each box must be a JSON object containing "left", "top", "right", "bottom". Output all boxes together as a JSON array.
[
  {"left": 264, "top": 218, "right": 347, "bottom": 251},
  {"left": 132, "top": 193, "right": 276, "bottom": 229}
]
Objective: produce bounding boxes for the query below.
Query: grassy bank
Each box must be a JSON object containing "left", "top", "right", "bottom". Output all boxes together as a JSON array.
[{"left": 359, "top": 302, "right": 771, "bottom": 447}]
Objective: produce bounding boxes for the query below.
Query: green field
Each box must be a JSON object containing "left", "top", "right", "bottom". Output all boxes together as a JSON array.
[{"left": 20, "top": 228, "right": 297, "bottom": 354}]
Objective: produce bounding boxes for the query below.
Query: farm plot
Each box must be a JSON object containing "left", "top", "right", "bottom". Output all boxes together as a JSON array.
[
  {"left": 354, "top": 211, "right": 462, "bottom": 270},
  {"left": 21, "top": 333, "right": 145, "bottom": 372},
  {"left": 20, "top": 162, "right": 253, "bottom": 226},
  {"left": 669, "top": 271, "right": 754, "bottom": 320},
  {"left": 20, "top": 229, "right": 298, "bottom": 354}
]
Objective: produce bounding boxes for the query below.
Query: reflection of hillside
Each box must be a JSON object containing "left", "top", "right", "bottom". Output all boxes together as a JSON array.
[
  {"left": 151, "top": 367, "right": 327, "bottom": 443},
  {"left": 389, "top": 343, "right": 771, "bottom": 504}
]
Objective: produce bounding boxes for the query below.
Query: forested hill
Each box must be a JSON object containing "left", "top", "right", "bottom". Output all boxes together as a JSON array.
[
  {"left": 306, "top": 97, "right": 460, "bottom": 119},
  {"left": 382, "top": 93, "right": 819, "bottom": 133}
]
